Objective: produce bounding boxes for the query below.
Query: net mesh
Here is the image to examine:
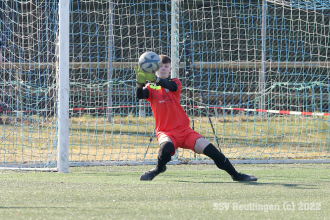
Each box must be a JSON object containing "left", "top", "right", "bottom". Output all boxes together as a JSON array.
[{"left": 0, "top": 0, "right": 329, "bottom": 168}]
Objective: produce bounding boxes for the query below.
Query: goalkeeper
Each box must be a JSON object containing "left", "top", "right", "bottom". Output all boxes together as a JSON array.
[{"left": 136, "top": 55, "right": 257, "bottom": 181}]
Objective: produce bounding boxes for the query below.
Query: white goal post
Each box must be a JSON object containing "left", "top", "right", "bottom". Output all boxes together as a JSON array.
[{"left": 57, "top": 0, "right": 70, "bottom": 173}]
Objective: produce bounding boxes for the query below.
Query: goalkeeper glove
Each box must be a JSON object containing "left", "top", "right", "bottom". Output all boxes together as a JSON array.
[
  {"left": 135, "top": 67, "right": 157, "bottom": 85},
  {"left": 135, "top": 66, "right": 147, "bottom": 85},
  {"left": 145, "top": 72, "right": 156, "bottom": 82}
]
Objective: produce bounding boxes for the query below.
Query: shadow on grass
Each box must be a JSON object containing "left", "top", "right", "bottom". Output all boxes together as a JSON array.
[
  {"left": 0, "top": 206, "right": 121, "bottom": 209},
  {"left": 173, "top": 179, "right": 319, "bottom": 189}
]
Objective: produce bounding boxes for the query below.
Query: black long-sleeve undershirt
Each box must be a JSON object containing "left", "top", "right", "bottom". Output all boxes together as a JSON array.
[
  {"left": 136, "top": 78, "right": 177, "bottom": 99},
  {"left": 136, "top": 87, "right": 149, "bottom": 99}
]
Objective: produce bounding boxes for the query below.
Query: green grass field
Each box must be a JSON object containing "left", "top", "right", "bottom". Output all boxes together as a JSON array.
[
  {"left": 0, "top": 164, "right": 329, "bottom": 220},
  {"left": 1, "top": 115, "right": 330, "bottom": 163}
]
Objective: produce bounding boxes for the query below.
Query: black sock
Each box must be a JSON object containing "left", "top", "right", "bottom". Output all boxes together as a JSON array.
[
  {"left": 156, "top": 141, "right": 175, "bottom": 171},
  {"left": 203, "top": 144, "right": 238, "bottom": 176}
]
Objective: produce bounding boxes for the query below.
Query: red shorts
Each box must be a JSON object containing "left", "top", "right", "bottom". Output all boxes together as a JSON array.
[{"left": 156, "top": 126, "right": 203, "bottom": 155}]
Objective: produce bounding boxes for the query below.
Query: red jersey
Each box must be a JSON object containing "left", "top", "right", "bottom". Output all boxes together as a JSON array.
[{"left": 145, "top": 78, "right": 190, "bottom": 132}]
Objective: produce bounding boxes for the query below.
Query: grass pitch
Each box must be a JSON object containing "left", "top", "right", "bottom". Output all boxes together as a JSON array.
[
  {"left": 1, "top": 115, "right": 329, "bottom": 163},
  {"left": 0, "top": 164, "right": 329, "bottom": 220}
]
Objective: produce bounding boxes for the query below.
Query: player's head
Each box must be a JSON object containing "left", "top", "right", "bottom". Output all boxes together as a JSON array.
[{"left": 156, "top": 55, "right": 172, "bottom": 79}]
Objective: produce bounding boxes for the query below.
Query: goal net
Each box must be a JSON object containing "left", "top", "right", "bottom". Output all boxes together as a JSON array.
[{"left": 0, "top": 0, "right": 329, "bottom": 169}]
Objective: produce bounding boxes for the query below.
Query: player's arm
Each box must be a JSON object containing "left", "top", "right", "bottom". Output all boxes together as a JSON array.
[
  {"left": 136, "top": 86, "right": 149, "bottom": 99},
  {"left": 155, "top": 78, "right": 177, "bottom": 91},
  {"left": 135, "top": 67, "right": 149, "bottom": 99}
]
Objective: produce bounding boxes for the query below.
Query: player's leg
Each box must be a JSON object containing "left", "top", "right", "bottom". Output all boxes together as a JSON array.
[
  {"left": 140, "top": 135, "right": 175, "bottom": 181},
  {"left": 156, "top": 136, "right": 175, "bottom": 171},
  {"left": 194, "top": 138, "right": 238, "bottom": 176},
  {"left": 194, "top": 138, "right": 257, "bottom": 181}
]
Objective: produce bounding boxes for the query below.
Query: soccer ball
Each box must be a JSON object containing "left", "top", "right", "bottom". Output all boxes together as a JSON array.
[{"left": 138, "top": 51, "right": 161, "bottom": 74}]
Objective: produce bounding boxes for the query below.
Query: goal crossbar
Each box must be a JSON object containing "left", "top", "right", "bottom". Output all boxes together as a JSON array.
[{"left": 3, "top": 61, "right": 330, "bottom": 70}]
